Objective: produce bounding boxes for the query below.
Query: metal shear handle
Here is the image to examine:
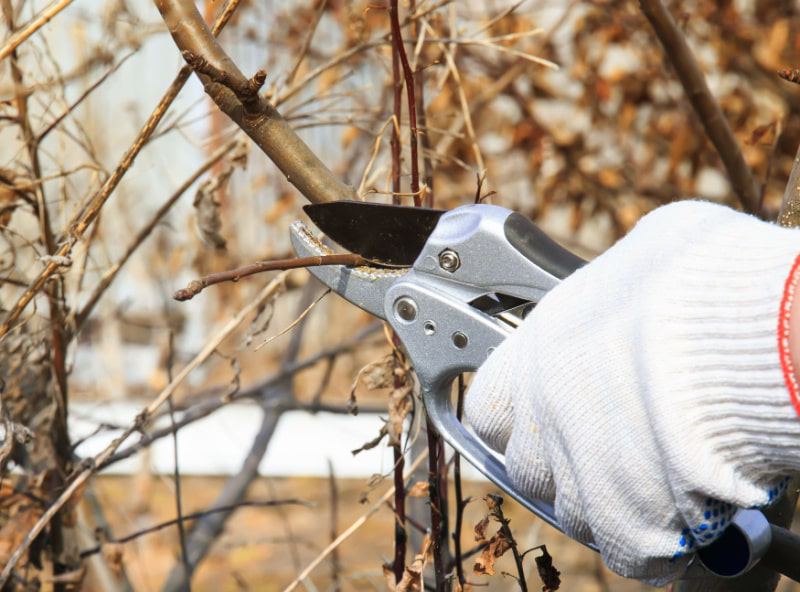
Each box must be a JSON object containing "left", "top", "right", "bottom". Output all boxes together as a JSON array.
[
  {"left": 385, "top": 205, "right": 580, "bottom": 533},
  {"left": 384, "top": 204, "right": 774, "bottom": 579}
]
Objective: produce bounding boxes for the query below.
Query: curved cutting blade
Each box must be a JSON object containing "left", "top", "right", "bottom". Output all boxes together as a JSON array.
[{"left": 303, "top": 200, "right": 444, "bottom": 266}]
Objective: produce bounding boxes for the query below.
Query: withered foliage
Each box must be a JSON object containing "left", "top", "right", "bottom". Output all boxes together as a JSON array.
[
  {"left": 472, "top": 495, "right": 515, "bottom": 577},
  {"left": 473, "top": 494, "right": 562, "bottom": 591},
  {"left": 533, "top": 546, "right": 561, "bottom": 592},
  {"left": 1, "top": 0, "right": 799, "bottom": 589},
  {"left": 383, "top": 534, "right": 432, "bottom": 592}
]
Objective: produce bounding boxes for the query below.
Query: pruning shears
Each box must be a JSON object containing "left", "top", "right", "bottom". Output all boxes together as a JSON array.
[{"left": 291, "top": 200, "right": 800, "bottom": 582}]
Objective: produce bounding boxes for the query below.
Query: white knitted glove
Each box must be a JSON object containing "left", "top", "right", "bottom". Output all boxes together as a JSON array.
[{"left": 465, "top": 201, "right": 800, "bottom": 585}]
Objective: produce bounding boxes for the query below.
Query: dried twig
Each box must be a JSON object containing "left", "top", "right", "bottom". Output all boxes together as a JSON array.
[
  {"left": 426, "top": 417, "right": 449, "bottom": 590},
  {"left": 327, "top": 460, "right": 342, "bottom": 591},
  {"left": 74, "top": 139, "right": 240, "bottom": 328},
  {"left": 78, "top": 499, "right": 313, "bottom": 558},
  {"left": 282, "top": 449, "right": 428, "bottom": 592},
  {"left": 173, "top": 254, "right": 365, "bottom": 301},
  {"left": 390, "top": 0, "right": 421, "bottom": 206},
  {"left": 285, "top": 0, "right": 328, "bottom": 86},
  {"left": 423, "top": 16, "right": 486, "bottom": 173},
  {"left": 0, "top": 0, "right": 76, "bottom": 62},
  {"left": 0, "top": 0, "right": 244, "bottom": 339},
  {"left": 452, "top": 375, "right": 468, "bottom": 587},
  {"left": 0, "top": 273, "right": 286, "bottom": 586},
  {"left": 254, "top": 288, "right": 330, "bottom": 351},
  {"left": 639, "top": 0, "right": 760, "bottom": 215}
]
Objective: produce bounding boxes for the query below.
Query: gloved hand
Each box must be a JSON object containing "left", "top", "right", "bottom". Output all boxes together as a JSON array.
[{"left": 465, "top": 200, "right": 800, "bottom": 585}]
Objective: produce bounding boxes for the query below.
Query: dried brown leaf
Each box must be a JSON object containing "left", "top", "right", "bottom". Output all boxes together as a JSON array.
[
  {"left": 534, "top": 545, "right": 561, "bottom": 591},
  {"left": 473, "top": 531, "right": 511, "bottom": 576},
  {"left": 474, "top": 515, "right": 490, "bottom": 542},
  {"left": 193, "top": 175, "right": 229, "bottom": 250},
  {"left": 746, "top": 122, "right": 775, "bottom": 146},
  {"left": 394, "top": 534, "right": 431, "bottom": 591},
  {"left": 485, "top": 493, "right": 504, "bottom": 513},
  {"left": 351, "top": 424, "right": 387, "bottom": 455},
  {"left": 349, "top": 354, "right": 395, "bottom": 416},
  {"left": 361, "top": 355, "right": 395, "bottom": 390},
  {"left": 387, "top": 383, "right": 412, "bottom": 445},
  {"left": 406, "top": 481, "right": 429, "bottom": 498},
  {"left": 0, "top": 486, "right": 44, "bottom": 567}
]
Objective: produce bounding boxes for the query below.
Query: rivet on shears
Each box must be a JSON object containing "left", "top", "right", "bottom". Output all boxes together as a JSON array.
[
  {"left": 438, "top": 249, "right": 460, "bottom": 272},
  {"left": 394, "top": 297, "right": 417, "bottom": 322},
  {"left": 451, "top": 331, "right": 468, "bottom": 349}
]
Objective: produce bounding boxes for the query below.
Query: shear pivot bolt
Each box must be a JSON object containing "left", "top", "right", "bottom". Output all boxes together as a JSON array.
[
  {"left": 394, "top": 297, "right": 418, "bottom": 322},
  {"left": 438, "top": 249, "right": 460, "bottom": 272},
  {"left": 452, "top": 331, "right": 468, "bottom": 349}
]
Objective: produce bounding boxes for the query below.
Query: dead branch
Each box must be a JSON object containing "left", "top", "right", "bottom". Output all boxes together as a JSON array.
[
  {"left": 282, "top": 449, "right": 429, "bottom": 592},
  {"left": 78, "top": 499, "right": 314, "bottom": 559},
  {"left": 639, "top": 0, "right": 760, "bottom": 215},
  {"left": 0, "top": 0, "right": 76, "bottom": 62},
  {"left": 0, "top": 273, "right": 287, "bottom": 586},
  {"left": 153, "top": 0, "right": 357, "bottom": 206},
  {"left": 173, "top": 254, "right": 366, "bottom": 301},
  {"left": 0, "top": 0, "right": 243, "bottom": 339},
  {"left": 74, "top": 139, "right": 240, "bottom": 328},
  {"left": 161, "top": 395, "right": 290, "bottom": 591},
  {"left": 162, "top": 276, "right": 317, "bottom": 590}
]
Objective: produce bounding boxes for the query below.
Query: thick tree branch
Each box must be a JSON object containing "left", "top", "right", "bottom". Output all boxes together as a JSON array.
[
  {"left": 640, "top": 0, "right": 760, "bottom": 215},
  {"left": 153, "top": 0, "right": 357, "bottom": 205}
]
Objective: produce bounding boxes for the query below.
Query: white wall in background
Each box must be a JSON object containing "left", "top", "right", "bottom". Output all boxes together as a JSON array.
[{"left": 70, "top": 402, "right": 485, "bottom": 480}]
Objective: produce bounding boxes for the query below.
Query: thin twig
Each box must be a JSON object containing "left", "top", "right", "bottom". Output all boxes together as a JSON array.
[
  {"left": 410, "top": 8, "right": 435, "bottom": 208},
  {"left": 391, "top": 355, "right": 408, "bottom": 583},
  {"left": 254, "top": 288, "right": 330, "bottom": 351},
  {"left": 282, "top": 449, "right": 428, "bottom": 592},
  {"left": 173, "top": 255, "right": 365, "bottom": 301},
  {"left": 35, "top": 51, "right": 136, "bottom": 147},
  {"left": 0, "top": 0, "right": 76, "bottom": 62},
  {"left": 78, "top": 499, "right": 313, "bottom": 558},
  {"left": 358, "top": 116, "right": 399, "bottom": 197},
  {"left": 426, "top": 417, "right": 448, "bottom": 591},
  {"left": 639, "top": 0, "right": 760, "bottom": 215},
  {"left": 390, "top": 5, "right": 403, "bottom": 206},
  {"left": 452, "top": 375, "right": 467, "bottom": 587},
  {"left": 165, "top": 332, "right": 189, "bottom": 580},
  {"left": 424, "top": 16, "right": 485, "bottom": 173},
  {"left": 390, "top": 0, "right": 421, "bottom": 206},
  {"left": 74, "top": 139, "right": 240, "bottom": 328},
  {"left": 0, "top": 274, "right": 286, "bottom": 586},
  {"left": 285, "top": 0, "right": 328, "bottom": 86},
  {"left": 0, "top": 0, "right": 244, "bottom": 339},
  {"left": 327, "top": 460, "right": 342, "bottom": 592}
]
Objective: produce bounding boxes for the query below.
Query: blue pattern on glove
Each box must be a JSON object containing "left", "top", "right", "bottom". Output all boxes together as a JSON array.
[{"left": 671, "top": 477, "right": 791, "bottom": 561}]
